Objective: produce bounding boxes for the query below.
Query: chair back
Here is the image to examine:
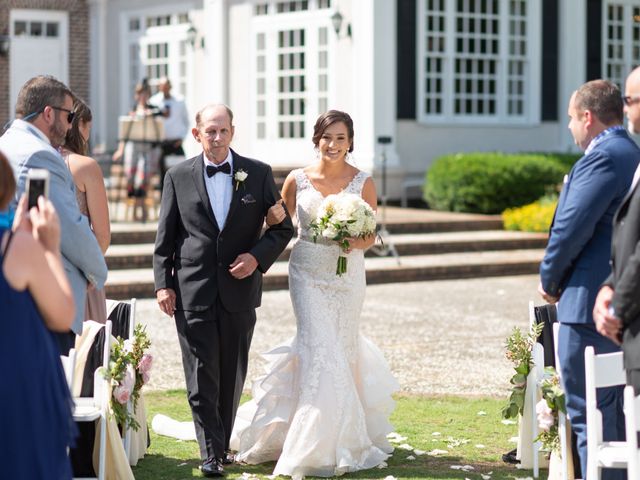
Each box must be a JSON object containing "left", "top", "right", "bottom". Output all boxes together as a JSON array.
[
  {"left": 585, "top": 347, "right": 625, "bottom": 391},
  {"left": 107, "top": 298, "right": 137, "bottom": 340},
  {"left": 625, "top": 385, "right": 640, "bottom": 479}
]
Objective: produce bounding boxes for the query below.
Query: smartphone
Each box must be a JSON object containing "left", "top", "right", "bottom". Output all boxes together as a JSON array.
[{"left": 26, "top": 168, "right": 50, "bottom": 210}]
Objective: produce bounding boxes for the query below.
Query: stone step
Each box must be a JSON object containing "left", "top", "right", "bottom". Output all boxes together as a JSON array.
[
  {"left": 105, "top": 230, "right": 548, "bottom": 270},
  {"left": 104, "top": 248, "right": 544, "bottom": 299},
  {"left": 109, "top": 207, "right": 504, "bottom": 244}
]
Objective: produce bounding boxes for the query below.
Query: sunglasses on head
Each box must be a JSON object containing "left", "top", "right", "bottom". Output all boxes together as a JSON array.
[{"left": 50, "top": 106, "right": 75, "bottom": 123}]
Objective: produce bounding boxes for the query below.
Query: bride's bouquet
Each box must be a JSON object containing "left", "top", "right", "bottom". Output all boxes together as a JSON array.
[{"left": 309, "top": 192, "right": 377, "bottom": 276}]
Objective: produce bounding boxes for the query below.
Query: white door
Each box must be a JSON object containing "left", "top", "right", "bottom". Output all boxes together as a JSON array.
[{"left": 9, "top": 9, "right": 69, "bottom": 115}]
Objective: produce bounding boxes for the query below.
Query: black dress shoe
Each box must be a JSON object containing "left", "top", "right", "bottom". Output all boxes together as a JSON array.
[
  {"left": 221, "top": 451, "right": 235, "bottom": 465},
  {"left": 200, "top": 457, "right": 225, "bottom": 477}
]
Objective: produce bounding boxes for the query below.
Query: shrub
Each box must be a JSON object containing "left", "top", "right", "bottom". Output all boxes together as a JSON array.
[
  {"left": 527, "top": 152, "right": 581, "bottom": 171},
  {"left": 502, "top": 194, "right": 558, "bottom": 233},
  {"left": 423, "top": 152, "right": 567, "bottom": 214}
]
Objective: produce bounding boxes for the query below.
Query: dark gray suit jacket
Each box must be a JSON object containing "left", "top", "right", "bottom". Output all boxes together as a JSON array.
[
  {"left": 604, "top": 176, "right": 640, "bottom": 369},
  {"left": 153, "top": 150, "right": 293, "bottom": 312}
]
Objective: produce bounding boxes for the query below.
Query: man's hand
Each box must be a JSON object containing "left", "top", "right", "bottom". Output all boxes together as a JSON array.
[
  {"left": 229, "top": 253, "right": 258, "bottom": 280},
  {"left": 157, "top": 288, "right": 176, "bottom": 317},
  {"left": 593, "top": 285, "right": 622, "bottom": 344},
  {"left": 538, "top": 281, "right": 559, "bottom": 304},
  {"left": 265, "top": 199, "right": 286, "bottom": 227}
]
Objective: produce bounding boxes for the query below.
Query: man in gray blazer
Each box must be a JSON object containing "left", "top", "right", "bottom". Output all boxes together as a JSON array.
[
  {"left": 594, "top": 65, "right": 640, "bottom": 394},
  {"left": 0, "top": 75, "right": 107, "bottom": 353}
]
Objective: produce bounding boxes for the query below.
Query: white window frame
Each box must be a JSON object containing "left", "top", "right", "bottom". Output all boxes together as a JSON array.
[
  {"left": 250, "top": 3, "right": 335, "bottom": 160},
  {"left": 602, "top": 0, "right": 640, "bottom": 88},
  {"left": 416, "top": 0, "right": 541, "bottom": 126},
  {"left": 118, "top": 4, "right": 195, "bottom": 116}
]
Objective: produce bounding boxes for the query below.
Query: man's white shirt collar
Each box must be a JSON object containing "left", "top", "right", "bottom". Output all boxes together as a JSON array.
[{"left": 202, "top": 149, "right": 233, "bottom": 171}]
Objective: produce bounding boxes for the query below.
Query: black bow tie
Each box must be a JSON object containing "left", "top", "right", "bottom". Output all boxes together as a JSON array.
[{"left": 206, "top": 162, "right": 231, "bottom": 177}]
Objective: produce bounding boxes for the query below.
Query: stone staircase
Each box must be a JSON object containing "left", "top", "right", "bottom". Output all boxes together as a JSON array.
[{"left": 104, "top": 207, "right": 548, "bottom": 300}]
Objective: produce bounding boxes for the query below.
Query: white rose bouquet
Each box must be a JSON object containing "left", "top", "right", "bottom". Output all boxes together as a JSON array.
[{"left": 308, "top": 192, "right": 377, "bottom": 275}]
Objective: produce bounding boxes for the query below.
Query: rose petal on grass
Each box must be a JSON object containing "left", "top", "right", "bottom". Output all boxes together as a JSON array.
[
  {"left": 431, "top": 431, "right": 442, "bottom": 436},
  {"left": 376, "top": 462, "right": 388, "bottom": 469},
  {"left": 413, "top": 449, "right": 426, "bottom": 455},
  {"left": 406, "top": 455, "right": 416, "bottom": 460},
  {"left": 427, "top": 449, "right": 449, "bottom": 456},
  {"left": 397, "top": 443, "right": 414, "bottom": 451},
  {"left": 481, "top": 475, "right": 491, "bottom": 480},
  {"left": 177, "top": 462, "right": 187, "bottom": 466},
  {"left": 475, "top": 444, "right": 485, "bottom": 449},
  {"left": 501, "top": 419, "right": 517, "bottom": 425},
  {"left": 477, "top": 411, "right": 487, "bottom": 416},
  {"left": 509, "top": 436, "right": 519, "bottom": 443},
  {"left": 383, "top": 476, "right": 398, "bottom": 480}
]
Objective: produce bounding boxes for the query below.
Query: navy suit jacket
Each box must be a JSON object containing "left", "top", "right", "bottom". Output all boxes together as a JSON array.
[{"left": 540, "top": 129, "right": 640, "bottom": 325}]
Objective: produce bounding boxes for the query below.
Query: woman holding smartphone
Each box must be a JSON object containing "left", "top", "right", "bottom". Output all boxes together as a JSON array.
[{"left": 0, "top": 150, "right": 76, "bottom": 479}]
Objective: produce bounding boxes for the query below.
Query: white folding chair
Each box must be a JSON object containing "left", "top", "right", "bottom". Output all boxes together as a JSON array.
[
  {"left": 624, "top": 385, "right": 640, "bottom": 480},
  {"left": 122, "top": 298, "right": 137, "bottom": 461},
  {"left": 106, "top": 297, "right": 139, "bottom": 462},
  {"left": 61, "top": 348, "right": 77, "bottom": 389},
  {"left": 552, "top": 322, "right": 572, "bottom": 480},
  {"left": 73, "top": 320, "right": 112, "bottom": 480},
  {"left": 529, "top": 300, "right": 545, "bottom": 478},
  {"left": 585, "top": 346, "right": 628, "bottom": 479}
]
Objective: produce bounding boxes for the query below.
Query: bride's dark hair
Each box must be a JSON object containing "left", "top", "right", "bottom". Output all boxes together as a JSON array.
[{"left": 312, "top": 110, "right": 354, "bottom": 153}]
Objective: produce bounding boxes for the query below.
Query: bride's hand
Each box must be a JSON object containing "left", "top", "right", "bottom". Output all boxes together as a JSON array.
[{"left": 266, "top": 199, "right": 286, "bottom": 226}]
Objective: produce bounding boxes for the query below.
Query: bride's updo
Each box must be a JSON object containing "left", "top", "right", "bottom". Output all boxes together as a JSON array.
[{"left": 312, "top": 110, "right": 354, "bottom": 153}]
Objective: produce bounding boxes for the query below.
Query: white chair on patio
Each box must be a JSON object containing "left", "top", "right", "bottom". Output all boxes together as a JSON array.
[{"left": 624, "top": 385, "right": 640, "bottom": 480}]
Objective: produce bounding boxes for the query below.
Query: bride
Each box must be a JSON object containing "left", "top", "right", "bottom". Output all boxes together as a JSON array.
[{"left": 230, "top": 110, "right": 399, "bottom": 478}]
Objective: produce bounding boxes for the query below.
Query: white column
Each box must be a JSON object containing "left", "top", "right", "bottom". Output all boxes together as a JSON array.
[
  {"left": 200, "top": 0, "right": 228, "bottom": 104},
  {"left": 559, "top": 0, "right": 586, "bottom": 149},
  {"left": 88, "top": 0, "right": 108, "bottom": 151}
]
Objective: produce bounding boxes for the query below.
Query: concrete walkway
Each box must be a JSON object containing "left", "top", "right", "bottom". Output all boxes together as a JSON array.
[{"left": 137, "top": 274, "right": 540, "bottom": 396}]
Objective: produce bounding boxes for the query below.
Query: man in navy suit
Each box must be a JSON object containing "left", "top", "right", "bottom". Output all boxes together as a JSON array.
[
  {"left": 539, "top": 79, "right": 640, "bottom": 479},
  {"left": 594, "top": 66, "right": 640, "bottom": 396}
]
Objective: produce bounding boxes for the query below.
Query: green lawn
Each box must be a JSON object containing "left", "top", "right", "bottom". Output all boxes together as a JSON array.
[{"left": 132, "top": 390, "right": 538, "bottom": 479}]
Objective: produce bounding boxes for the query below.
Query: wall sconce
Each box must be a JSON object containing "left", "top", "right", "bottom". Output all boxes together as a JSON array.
[
  {"left": 186, "top": 25, "right": 198, "bottom": 48},
  {"left": 331, "top": 10, "right": 352, "bottom": 39},
  {"left": 0, "top": 36, "right": 10, "bottom": 56}
]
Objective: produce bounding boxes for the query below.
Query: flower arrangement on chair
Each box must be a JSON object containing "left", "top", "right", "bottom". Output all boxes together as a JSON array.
[
  {"left": 535, "top": 367, "right": 566, "bottom": 453},
  {"left": 103, "top": 324, "right": 152, "bottom": 431},
  {"left": 502, "top": 322, "right": 544, "bottom": 419}
]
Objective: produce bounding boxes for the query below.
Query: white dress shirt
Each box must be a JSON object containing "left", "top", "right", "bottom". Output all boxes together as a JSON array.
[
  {"left": 149, "top": 92, "right": 190, "bottom": 140},
  {"left": 203, "top": 150, "right": 233, "bottom": 229}
]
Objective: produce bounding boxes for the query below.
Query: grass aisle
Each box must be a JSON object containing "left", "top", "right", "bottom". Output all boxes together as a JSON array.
[{"left": 133, "top": 391, "right": 536, "bottom": 480}]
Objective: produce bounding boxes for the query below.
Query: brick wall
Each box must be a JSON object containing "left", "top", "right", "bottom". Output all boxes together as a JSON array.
[{"left": 0, "top": 0, "right": 89, "bottom": 125}]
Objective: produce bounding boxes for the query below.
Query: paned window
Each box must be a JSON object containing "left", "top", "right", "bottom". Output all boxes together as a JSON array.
[
  {"left": 418, "top": 0, "right": 539, "bottom": 123},
  {"left": 603, "top": 1, "right": 640, "bottom": 88}
]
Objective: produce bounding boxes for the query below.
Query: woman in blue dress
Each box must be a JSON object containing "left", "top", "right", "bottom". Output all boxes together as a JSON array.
[{"left": 0, "top": 150, "right": 76, "bottom": 479}]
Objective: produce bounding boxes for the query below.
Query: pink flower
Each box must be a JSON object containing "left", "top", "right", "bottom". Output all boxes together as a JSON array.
[
  {"left": 114, "top": 385, "right": 131, "bottom": 404},
  {"left": 536, "top": 399, "right": 555, "bottom": 432},
  {"left": 142, "top": 371, "right": 151, "bottom": 385},
  {"left": 138, "top": 354, "right": 153, "bottom": 374}
]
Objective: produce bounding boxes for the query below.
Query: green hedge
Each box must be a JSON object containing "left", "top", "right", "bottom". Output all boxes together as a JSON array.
[{"left": 423, "top": 152, "right": 569, "bottom": 214}]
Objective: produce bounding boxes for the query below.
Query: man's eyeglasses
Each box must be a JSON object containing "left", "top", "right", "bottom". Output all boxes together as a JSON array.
[
  {"left": 50, "top": 106, "right": 75, "bottom": 124},
  {"left": 622, "top": 95, "right": 640, "bottom": 107}
]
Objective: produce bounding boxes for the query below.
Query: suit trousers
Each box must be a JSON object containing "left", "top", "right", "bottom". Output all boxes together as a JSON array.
[
  {"left": 175, "top": 301, "right": 256, "bottom": 460},
  {"left": 558, "top": 323, "right": 625, "bottom": 480}
]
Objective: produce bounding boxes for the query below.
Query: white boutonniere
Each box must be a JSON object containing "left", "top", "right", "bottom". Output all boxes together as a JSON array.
[{"left": 234, "top": 168, "right": 248, "bottom": 191}]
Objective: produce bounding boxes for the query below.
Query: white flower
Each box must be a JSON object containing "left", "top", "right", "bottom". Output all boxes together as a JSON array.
[
  {"left": 234, "top": 169, "right": 248, "bottom": 190},
  {"left": 536, "top": 399, "right": 555, "bottom": 432}
]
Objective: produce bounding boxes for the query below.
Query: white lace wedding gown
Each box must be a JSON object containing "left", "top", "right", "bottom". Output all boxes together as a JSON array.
[{"left": 230, "top": 168, "right": 399, "bottom": 478}]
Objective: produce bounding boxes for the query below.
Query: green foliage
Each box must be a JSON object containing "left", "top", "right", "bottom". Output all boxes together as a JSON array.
[
  {"left": 423, "top": 152, "right": 567, "bottom": 214},
  {"left": 535, "top": 367, "right": 566, "bottom": 453},
  {"left": 502, "top": 194, "right": 558, "bottom": 233},
  {"left": 502, "top": 322, "right": 544, "bottom": 420}
]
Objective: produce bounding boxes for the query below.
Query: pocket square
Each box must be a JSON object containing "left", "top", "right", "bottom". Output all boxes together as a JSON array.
[{"left": 241, "top": 194, "right": 256, "bottom": 205}]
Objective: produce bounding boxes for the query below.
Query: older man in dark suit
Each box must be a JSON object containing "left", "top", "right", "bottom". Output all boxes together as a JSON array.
[
  {"left": 594, "top": 66, "right": 640, "bottom": 396},
  {"left": 153, "top": 104, "right": 293, "bottom": 477},
  {"left": 539, "top": 79, "right": 640, "bottom": 480}
]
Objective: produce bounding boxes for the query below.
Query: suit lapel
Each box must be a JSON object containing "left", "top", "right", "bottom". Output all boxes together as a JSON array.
[
  {"left": 191, "top": 154, "right": 219, "bottom": 230},
  {"left": 222, "top": 151, "right": 245, "bottom": 231}
]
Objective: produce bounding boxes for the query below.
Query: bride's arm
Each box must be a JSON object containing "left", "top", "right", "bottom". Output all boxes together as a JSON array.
[{"left": 348, "top": 177, "right": 377, "bottom": 251}]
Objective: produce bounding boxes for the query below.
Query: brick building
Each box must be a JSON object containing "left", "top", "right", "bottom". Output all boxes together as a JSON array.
[{"left": 0, "top": 0, "right": 89, "bottom": 126}]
